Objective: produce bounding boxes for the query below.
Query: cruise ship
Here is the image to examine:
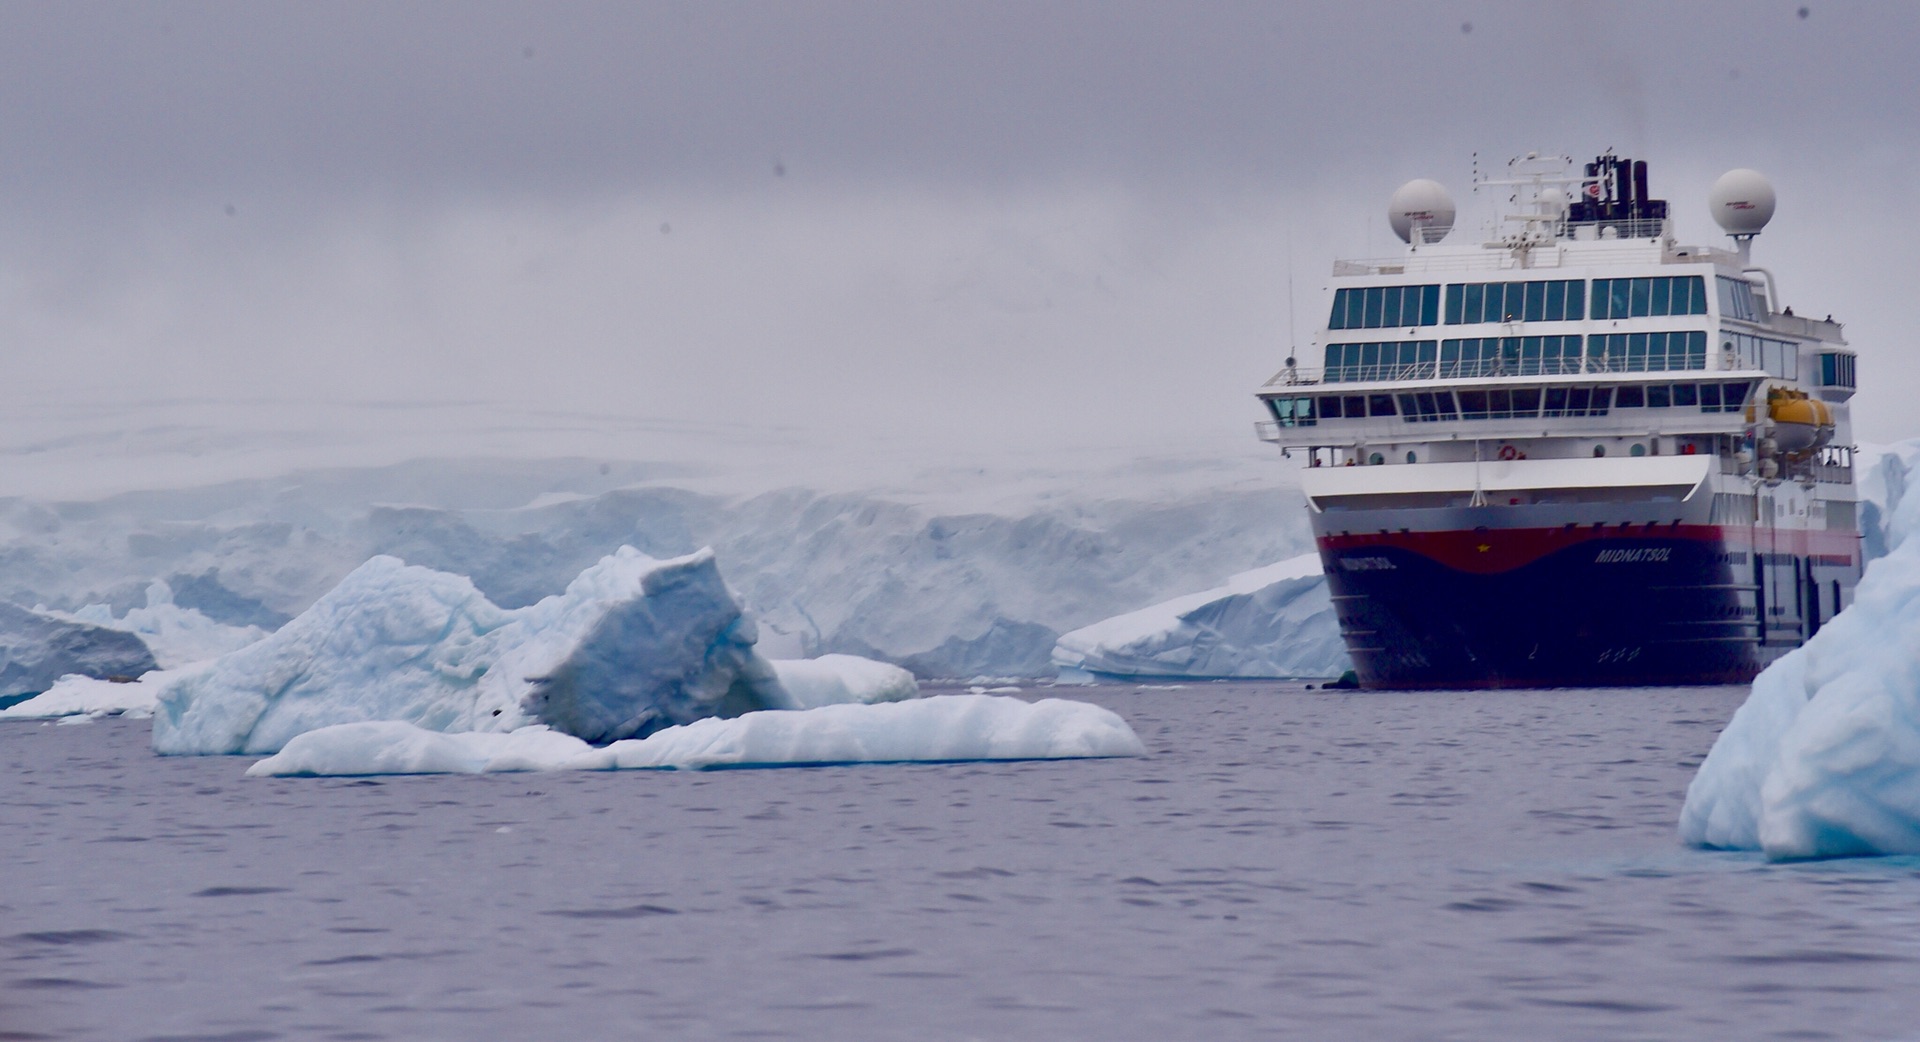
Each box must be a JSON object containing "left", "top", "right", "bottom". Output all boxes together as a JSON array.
[{"left": 1255, "top": 152, "right": 1860, "bottom": 688}]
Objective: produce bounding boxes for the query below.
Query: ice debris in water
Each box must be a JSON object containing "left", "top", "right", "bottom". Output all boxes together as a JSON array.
[
  {"left": 245, "top": 694, "right": 1145, "bottom": 776},
  {"left": 152, "top": 547, "right": 913, "bottom": 755},
  {"left": 1051, "top": 553, "right": 1351, "bottom": 680},
  {"left": 1681, "top": 470, "right": 1920, "bottom": 859}
]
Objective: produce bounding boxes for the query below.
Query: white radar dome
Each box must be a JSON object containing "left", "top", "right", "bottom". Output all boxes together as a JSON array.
[
  {"left": 1388, "top": 179, "right": 1455, "bottom": 244},
  {"left": 1709, "top": 169, "right": 1776, "bottom": 235}
]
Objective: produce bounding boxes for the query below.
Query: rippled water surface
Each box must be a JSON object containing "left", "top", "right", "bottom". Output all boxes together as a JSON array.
[{"left": 6, "top": 684, "right": 1920, "bottom": 1041}]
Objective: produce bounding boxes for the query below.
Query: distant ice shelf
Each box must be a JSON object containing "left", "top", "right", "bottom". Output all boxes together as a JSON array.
[{"left": 245, "top": 694, "right": 1145, "bottom": 776}]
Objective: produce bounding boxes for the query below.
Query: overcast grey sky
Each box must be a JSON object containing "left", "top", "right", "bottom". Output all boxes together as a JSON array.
[{"left": 1, "top": 1, "right": 1914, "bottom": 457}]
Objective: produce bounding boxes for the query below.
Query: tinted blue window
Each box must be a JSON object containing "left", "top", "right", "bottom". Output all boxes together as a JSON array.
[
  {"left": 1444, "top": 284, "right": 1463, "bottom": 324},
  {"left": 1421, "top": 284, "right": 1440, "bottom": 325},
  {"left": 1463, "top": 283, "right": 1484, "bottom": 323},
  {"left": 1567, "top": 280, "right": 1586, "bottom": 319},
  {"left": 1650, "top": 277, "right": 1671, "bottom": 315},
  {"left": 1544, "top": 280, "right": 1565, "bottom": 321},
  {"left": 1629, "top": 278, "right": 1651, "bottom": 317}
]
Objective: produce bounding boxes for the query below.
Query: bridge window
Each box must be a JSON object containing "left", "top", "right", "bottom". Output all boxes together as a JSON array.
[
  {"left": 1445, "top": 279, "right": 1584, "bottom": 324},
  {"left": 1267, "top": 396, "right": 1316, "bottom": 427},
  {"left": 1591, "top": 275, "right": 1707, "bottom": 319},
  {"left": 1587, "top": 330, "right": 1706, "bottom": 371},
  {"left": 1323, "top": 340, "right": 1438, "bottom": 382},
  {"left": 1329, "top": 284, "right": 1441, "bottom": 330},
  {"left": 1717, "top": 275, "right": 1759, "bottom": 322},
  {"left": 1819, "top": 351, "right": 1857, "bottom": 388}
]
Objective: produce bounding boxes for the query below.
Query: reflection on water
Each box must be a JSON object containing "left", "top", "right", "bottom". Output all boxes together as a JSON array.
[{"left": 4, "top": 684, "right": 1916, "bottom": 1041}]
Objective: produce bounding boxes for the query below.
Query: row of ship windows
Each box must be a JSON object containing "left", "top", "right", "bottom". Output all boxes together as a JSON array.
[
  {"left": 1320, "top": 331, "right": 1840, "bottom": 385},
  {"left": 1326, "top": 274, "right": 1758, "bottom": 330},
  {"left": 1267, "top": 379, "right": 1755, "bottom": 426},
  {"left": 1324, "top": 332, "right": 1708, "bottom": 381}
]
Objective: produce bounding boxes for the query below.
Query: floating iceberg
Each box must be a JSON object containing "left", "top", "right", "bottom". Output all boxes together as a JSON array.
[
  {"left": 1051, "top": 553, "right": 1351, "bottom": 679},
  {"left": 153, "top": 547, "right": 898, "bottom": 755},
  {"left": 0, "top": 602, "right": 158, "bottom": 701},
  {"left": 51, "top": 581, "right": 268, "bottom": 670},
  {"left": 246, "top": 694, "right": 1144, "bottom": 776},
  {"left": 1681, "top": 474, "right": 1920, "bottom": 859}
]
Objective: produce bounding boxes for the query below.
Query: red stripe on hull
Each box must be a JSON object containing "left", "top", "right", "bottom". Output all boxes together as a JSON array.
[{"left": 1319, "top": 524, "right": 1860, "bottom": 576}]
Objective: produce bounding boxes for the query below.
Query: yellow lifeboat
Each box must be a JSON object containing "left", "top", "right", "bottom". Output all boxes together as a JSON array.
[{"left": 1750, "top": 387, "right": 1834, "bottom": 454}]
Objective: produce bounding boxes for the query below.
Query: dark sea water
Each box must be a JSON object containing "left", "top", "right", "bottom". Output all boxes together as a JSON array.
[{"left": 5, "top": 683, "right": 1920, "bottom": 1042}]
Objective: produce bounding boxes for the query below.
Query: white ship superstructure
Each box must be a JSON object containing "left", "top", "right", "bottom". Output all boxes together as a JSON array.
[{"left": 1255, "top": 153, "right": 1859, "bottom": 687}]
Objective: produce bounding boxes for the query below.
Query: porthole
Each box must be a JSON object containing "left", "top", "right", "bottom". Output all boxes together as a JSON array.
[
  {"left": 1593, "top": 444, "right": 1607, "bottom": 458},
  {"left": 1405, "top": 450, "right": 1418, "bottom": 464},
  {"left": 1369, "top": 452, "right": 1385, "bottom": 466},
  {"left": 1630, "top": 443, "right": 1647, "bottom": 457}
]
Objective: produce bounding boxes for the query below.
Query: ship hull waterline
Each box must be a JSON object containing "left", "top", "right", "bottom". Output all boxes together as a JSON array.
[{"left": 1318, "top": 523, "right": 1856, "bottom": 689}]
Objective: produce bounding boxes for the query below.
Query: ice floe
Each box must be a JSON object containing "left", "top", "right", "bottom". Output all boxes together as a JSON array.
[
  {"left": 245, "top": 694, "right": 1144, "bottom": 776},
  {"left": 1051, "top": 553, "right": 1350, "bottom": 679}
]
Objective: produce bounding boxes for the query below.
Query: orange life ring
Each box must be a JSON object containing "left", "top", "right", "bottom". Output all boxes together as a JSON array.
[{"left": 1497, "top": 444, "right": 1519, "bottom": 461}]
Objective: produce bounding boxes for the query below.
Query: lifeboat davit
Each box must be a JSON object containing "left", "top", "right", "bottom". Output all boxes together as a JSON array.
[{"left": 1757, "top": 387, "right": 1834, "bottom": 455}]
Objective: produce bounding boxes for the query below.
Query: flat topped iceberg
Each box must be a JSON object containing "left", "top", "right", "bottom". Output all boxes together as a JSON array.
[
  {"left": 1052, "top": 553, "right": 1350, "bottom": 679},
  {"left": 1681, "top": 472, "right": 1920, "bottom": 859},
  {"left": 245, "top": 694, "right": 1144, "bottom": 776},
  {"left": 153, "top": 547, "right": 891, "bottom": 755}
]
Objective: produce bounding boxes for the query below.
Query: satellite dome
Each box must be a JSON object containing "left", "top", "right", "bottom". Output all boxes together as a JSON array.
[
  {"left": 1709, "top": 169, "right": 1776, "bottom": 235},
  {"left": 1388, "top": 179, "right": 1455, "bottom": 244}
]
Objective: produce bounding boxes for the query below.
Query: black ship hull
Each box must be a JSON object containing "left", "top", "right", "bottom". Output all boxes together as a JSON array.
[{"left": 1319, "top": 524, "right": 1858, "bottom": 689}]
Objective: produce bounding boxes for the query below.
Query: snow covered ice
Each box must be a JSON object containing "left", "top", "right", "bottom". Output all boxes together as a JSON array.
[
  {"left": 770, "top": 654, "right": 917, "bottom": 708},
  {"left": 51, "top": 580, "right": 267, "bottom": 669},
  {"left": 1052, "top": 553, "right": 1350, "bottom": 679},
  {"left": 153, "top": 546, "right": 910, "bottom": 755},
  {"left": 0, "top": 669, "right": 184, "bottom": 721},
  {"left": 1682, "top": 451, "right": 1920, "bottom": 859},
  {"left": 245, "top": 694, "right": 1145, "bottom": 776}
]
